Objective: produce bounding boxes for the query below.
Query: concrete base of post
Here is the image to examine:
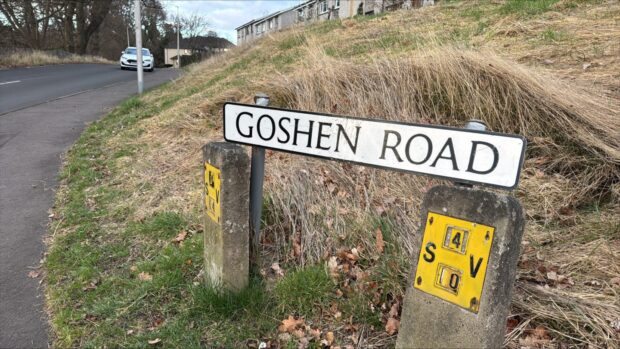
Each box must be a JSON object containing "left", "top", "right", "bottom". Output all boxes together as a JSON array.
[
  {"left": 396, "top": 185, "right": 524, "bottom": 348},
  {"left": 202, "top": 142, "right": 250, "bottom": 291}
]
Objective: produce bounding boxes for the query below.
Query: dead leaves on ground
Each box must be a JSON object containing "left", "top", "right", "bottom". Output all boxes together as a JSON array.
[
  {"left": 138, "top": 271, "right": 153, "bottom": 281},
  {"left": 171, "top": 230, "right": 187, "bottom": 243},
  {"left": 276, "top": 315, "right": 336, "bottom": 348}
]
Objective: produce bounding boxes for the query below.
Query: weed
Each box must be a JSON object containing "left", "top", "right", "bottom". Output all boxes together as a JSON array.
[
  {"left": 275, "top": 266, "right": 334, "bottom": 316},
  {"left": 540, "top": 28, "right": 567, "bottom": 43}
]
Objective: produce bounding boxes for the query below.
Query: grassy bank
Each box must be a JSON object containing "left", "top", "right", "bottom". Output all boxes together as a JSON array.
[
  {"left": 0, "top": 49, "right": 113, "bottom": 69},
  {"left": 44, "top": 0, "right": 619, "bottom": 348}
]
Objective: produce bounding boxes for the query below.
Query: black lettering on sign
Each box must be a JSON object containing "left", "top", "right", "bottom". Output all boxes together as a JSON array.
[
  {"left": 293, "top": 119, "right": 314, "bottom": 148},
  {"left": 316, "top": 122, "right": 333, "bottom": 150},
  {"left": 423, "top": 242, "right": 436, "bottom": 263},
  {"left": 405, "top": 134, "right": 433, "bottom": 165},
  {"left": 466, "top": 141, "right": 499, "bottom": 175},
  {"left": 470, "top": 255, "right": 483, "bottom": 278},
  {"left": 334, "top": 124, "right": 361, "bottom": 154},
  {"left": 430, "top": 138, "right": 459, "bottom": 171},
  {"left": 379, "top": 130, "right": 403, "bottom": 162},
  {"left": 449, "top": 273, "right": 460, "bottom": 291},
  {"left": 277, "top": 117, "right": 291, "bottom": 143},
  {"left": 215, "top": 189, "right": 220, "bottom": 204},
  {"left": 452, "top": 231, "right": 461, "bottom": 249},
  {"left": 208, "top": 171, "right": 215, "bottom": 188},
  {"left": 257, "top": 114, "right": 276, "bottom": 141},
  {"left": 236, "top": 112, "right": 253, "bottom": 137}
]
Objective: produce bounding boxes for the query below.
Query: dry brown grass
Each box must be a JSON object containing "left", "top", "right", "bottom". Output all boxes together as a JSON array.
[
  {"left": 73, "top": 1, "right": 620, "bottom": 347},
  {"left": 0, "top": 49, "right": 113, "bottom": 68}
]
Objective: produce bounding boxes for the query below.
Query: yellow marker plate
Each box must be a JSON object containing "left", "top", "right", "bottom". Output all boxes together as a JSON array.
[
  {"left": 204, "top": 163, "right": 221, "bottom": 224},
  {"left": 413, "top": 212, "right": 494, "bottom": 313}
]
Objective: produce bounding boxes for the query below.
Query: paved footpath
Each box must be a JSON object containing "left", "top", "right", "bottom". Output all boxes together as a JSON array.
[{"left": 0, "top": 65, "right": 180, "bottom": 348}]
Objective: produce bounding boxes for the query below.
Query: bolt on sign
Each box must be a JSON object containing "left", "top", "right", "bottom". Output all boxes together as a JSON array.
[
  {"left": 204, "top": 162, "right": 221, "bottom": 224},
  {"left": 223, "top": 103, "right": 526, "bottom": 189},
  {"left": 414, "top": 212, "right": 494, "bottom": 313}
]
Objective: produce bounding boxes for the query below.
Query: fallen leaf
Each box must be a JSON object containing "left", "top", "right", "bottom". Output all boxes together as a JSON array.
[
  {"left": 333, "top": 311, "right": 342, "bottom": 319},
  {"left": 546, "top": 271, "right": 558, "bottom": 281},
  {"left": 126, "top": 329, "right": 134, "bottom": 335},
  {"left": 297, "top": 337, "right": 309, "bottom": 349},
  {"left": 27, "top": 270, "right": 41, "bottom": 278},
  {"left": 292, "top": 328, "right": 305, "bottom": 339},
  {"left": 582, "top": 62, "right": 591, "bottom": 70},
  {"left": 610, "top": 277, "right": 620, "bottom": 286},
  {"left": 278, "top": 333, "right": 292, "bottom": 342},
  {"left": 271, "top": 263, "right": 285, "bottom": 277},
  {"left": 325, "top": 331, "right": 335, "bottom": 345},
  {"left": 388, "top": 301, "right": 400, "bottom": 318},
  {"left": 130, "top": 265, "right": 138, "bottom": 272},
  {"left": 292, "top": 234, "right": 301, "bottom": 258},
  {"left": 533, "top": 325, "right": 550, "bottom": 340},
  {"left": 147, "top": 338, "right": 161, "bottom": 345},
  {"left": 172, "top": 230, "right": 187, "bottom": 243},
  {"left": 386, "top": 317, "right": 400, "bottom": 335},
  {"left": 309, "top": 328, "right": 321, "bottom": 340},
  {"left": 138, "top": 272, "right": 153, "bottom": 281},
  {"left": 506, "top": 317, "right": 519, "bottom": 333},
  {"left": 375, "top": 228, "right": 385, "bottom": 253},
  {"left": 327, "top": 256, "right": 339, "bottom": 279},
  {"left": 278, "top": 315, "right": 304, "bottom": 333}
]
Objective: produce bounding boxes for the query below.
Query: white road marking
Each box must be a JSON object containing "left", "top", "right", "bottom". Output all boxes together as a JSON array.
[{"left": 0, "top": 80, "right": 21, "bottom": 86}]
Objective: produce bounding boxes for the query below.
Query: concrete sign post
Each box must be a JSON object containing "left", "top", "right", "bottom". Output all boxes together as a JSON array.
[
  {"left": 202, "top": 142, "right": 250, "bottom": 291},
  {"left": 395, "top": 185, "right": 525, "bottom": 348}
]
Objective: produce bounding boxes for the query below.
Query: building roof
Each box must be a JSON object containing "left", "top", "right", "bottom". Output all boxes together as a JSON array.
[
  {"left": 235, "top": 0, "right": 316, "bottom": 30},
  {"left": 165, "top": 36, "right": 234, "bottom": 50}
]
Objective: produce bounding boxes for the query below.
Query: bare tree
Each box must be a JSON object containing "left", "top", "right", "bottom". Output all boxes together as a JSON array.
[
  {"left": 175, "top": 13, "right": 209, "bottom": 50},
  {"left": 0, "top": 0, "right": 66, "bottom": 49}
]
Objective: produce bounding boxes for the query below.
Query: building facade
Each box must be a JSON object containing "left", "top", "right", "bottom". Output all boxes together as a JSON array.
[
  {"left": 236, "top": 0, "right": 434, "bottom": 44},
  {"left": 164, "top": 36, "right": 234, "bottom": 66}
]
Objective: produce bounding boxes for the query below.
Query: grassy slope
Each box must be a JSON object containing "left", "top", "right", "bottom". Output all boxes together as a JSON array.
[{"left": 45, "top": 1, "right": 619, "bottom": 348}]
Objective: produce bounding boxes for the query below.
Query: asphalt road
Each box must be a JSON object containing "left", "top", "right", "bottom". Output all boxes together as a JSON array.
[
  {"left": 0, "top": 63, "right": 162, "bottom": 115},
  {"left": 0, "top": 64, "right": 180, "bottom": 348}
]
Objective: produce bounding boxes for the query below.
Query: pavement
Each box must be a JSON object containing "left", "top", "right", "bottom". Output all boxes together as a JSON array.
[{"left": 0, "top": 64, "right": 180, "bottom": 348}]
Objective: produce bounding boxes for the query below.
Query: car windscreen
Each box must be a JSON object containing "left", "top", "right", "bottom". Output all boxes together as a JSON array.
[{"left": 125, "top": 48, "right": 150, "bottom": 55}]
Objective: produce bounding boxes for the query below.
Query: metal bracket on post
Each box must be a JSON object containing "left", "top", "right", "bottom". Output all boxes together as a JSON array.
[
  {"left": 455, "top": 119, "right": 488, "bottom": 188},
  {"left": 250, "top": 93, "right": 270, "bottom": 262}
]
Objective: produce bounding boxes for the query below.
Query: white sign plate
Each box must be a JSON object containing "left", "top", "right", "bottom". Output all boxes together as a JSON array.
[{"left": 223, "top": 103, "right": 526, "bottom": 189}]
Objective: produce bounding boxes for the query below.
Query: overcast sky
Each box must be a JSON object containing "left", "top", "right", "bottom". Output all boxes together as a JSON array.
[{"left": 162, "top": 0, "right": 301, "bottom": 44}]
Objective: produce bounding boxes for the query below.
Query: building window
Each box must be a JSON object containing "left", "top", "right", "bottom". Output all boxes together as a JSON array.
[
  {"left": 297, "top": 8, "right": 304, "bottom": 19},
  {"left": 319, "top": 0, "right": 328, "bottom": 13},
  {"left": 334, "top": 0, "right": 340, "bottom": 9},
  {"left": 269, "top": 19, "right": 273, "bottom": 29}
]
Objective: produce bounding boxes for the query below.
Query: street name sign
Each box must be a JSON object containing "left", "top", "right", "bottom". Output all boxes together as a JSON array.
[{"left": 223, "top": 103, "right": 526, "bottom": 189}]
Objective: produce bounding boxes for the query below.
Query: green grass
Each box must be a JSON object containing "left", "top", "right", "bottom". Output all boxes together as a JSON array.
[
  {"left": 275, "top": 266, "right": 334, "bottom": 316},
  {"left": 539, "top": 28, "right": 567, "bottom": 43},
  {"left": 499, "top": 0, "right": 561, "bottom": 17}
]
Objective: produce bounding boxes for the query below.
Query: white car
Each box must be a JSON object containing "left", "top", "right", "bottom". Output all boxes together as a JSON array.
[{"left": 120, "top": 47, "right": 155, "bottom": 72}]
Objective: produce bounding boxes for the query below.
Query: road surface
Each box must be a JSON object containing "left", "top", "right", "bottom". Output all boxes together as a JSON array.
[{"left": 0, "top": 64, "right": 180, "bottom": 348}]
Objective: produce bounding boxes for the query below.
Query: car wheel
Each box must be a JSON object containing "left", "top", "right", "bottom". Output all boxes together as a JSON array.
[{"left": 120, "top": 66, "right": 125, "bottom": 70}]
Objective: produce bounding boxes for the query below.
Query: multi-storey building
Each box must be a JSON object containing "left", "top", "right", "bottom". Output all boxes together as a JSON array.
[{"left": 236, "top": 0, "right": 434, "bottom": 45}]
